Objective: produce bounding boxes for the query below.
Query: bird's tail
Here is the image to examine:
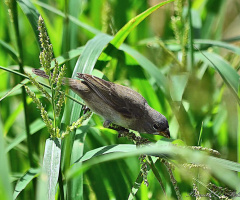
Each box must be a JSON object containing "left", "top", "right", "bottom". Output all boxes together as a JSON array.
[
  {"left": 32, "top": 68, "right": 77, "bottom": 87},
  {"left": 32, "top": 69, "right": 50, "bottom": 79}
]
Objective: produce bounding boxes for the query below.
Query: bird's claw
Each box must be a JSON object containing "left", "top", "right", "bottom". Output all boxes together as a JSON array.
[
  {"left": 82, "top": 105, "right": 90, "bottom": 114},
  {"left": 103, "top": 120, "right": 112, "bottom": 128}
]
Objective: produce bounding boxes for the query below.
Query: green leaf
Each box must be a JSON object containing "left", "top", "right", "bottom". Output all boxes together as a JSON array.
[
  {"left": 0, "top": 78, "right": 29, "bottom": 102},
  {"left": 41, "top": 138, "right": 61, "bottom": 200},
  {"left": 0, "top": 40, "right": 19, "bottom": 63},
  {"left": 120, "top": 44, "right": 168, "bottom": 94},
  {"left": 0, "top": 116, "right": 12, "bottom": 200},
  {"left": 196, "top": 51, "right": 240, "bottom": 104},
  {"left": 195, "top": 39, "right": 240, "bottom": 55},
  {"left": 169, "top": 73, "right": 189, "bottom": 102},
  {"left": 76, "top": 144, "right": 137, "bottom": 163},
  {"left": 13, "top": 168, "right": 40, "bottom": 199},
  {"left": 17, "top": 0, "right": 40, "bottom": 47},
  {"left": 56, "top": 47, "right": 84, "bottom": 65},
  {"left": 67, "top": 143, "right": 240, "bottom": 189},
  {"left": 101, "top": 0, "right": 175, "bottom": 66},
  {"left": 34, "top": 1, "right": 101, "bottom": 35},
  {"left": 73, "top": 33, "right": 112, "bottom": 75},
  {"left": 4, "top": 102, "right": 23, "bottom": 136},
  {"left": 67, "top": 125, "right": 90, "bottom": 200},
  {"left": 6, "top": 118, "right": 45, "bottom": 152},
  {"left": 109, "top": 0, "right": 175, "bottom": 48}
]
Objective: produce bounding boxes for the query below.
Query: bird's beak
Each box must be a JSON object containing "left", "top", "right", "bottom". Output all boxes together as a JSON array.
[{"left": 158, "top": 128, "right": 170, "bottom": 138}]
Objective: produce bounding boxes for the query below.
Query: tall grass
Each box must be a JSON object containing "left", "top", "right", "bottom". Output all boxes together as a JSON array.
[{"left": 0, "top": 0, "right": 240, "bottom": 199}]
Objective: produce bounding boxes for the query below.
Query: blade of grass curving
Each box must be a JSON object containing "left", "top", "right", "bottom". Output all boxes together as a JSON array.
[
  {"left": 0, "top": 85, "right": 37, "bottom": 99},
  {"left": 34, "top": 0, "right": 101, "bottom": 35},
  {"left": 0, "top": 116, "right": 12, "bottom": 200},
  {"left": 73, "top": 33, "right": 112, "bottom": 75},
  {"left": 120, "top": 44, "right": 168, "bottom": 94},
  {"left": 76, "top": 144, "right": 137, "bottom": 163},
  {"left": 13, "top": 168, "right": 40, "bottom": 199},
  {"left": 0, "top": 78, "right": 29, "bottom": 102},
  {"left": 6, "top": 118, "right": 45, "bottom": 152},
  {"left": 16, "top": 0, "right": 40, "bottom": 48},
  {"left": 67, "top": 144, "right": 240, "bottom": 189},
  {"left": 109, "top": 0, "right": 175, "bottom": 48},
  {"left": 100, "top": 0, "right": 175, "bottom": 64},
  {"left": 195, "top": 51, "right": 240, "bottom": 104},
  {"left": 56, "top": 46, "right": 84, "bottom": 65},
  {"left": 0, "top": 40, "right": 19, "bottom": 63},
  {"left": 41, "top": 138, "right": 61, "bottom": 200},
  {"left": 194, "top": 39, "right": 240, "bottom": 55},
  {"left": 4, "top": 102, "right": 23, "bottom": 136},
  {"left": 67, "top": 144, "right": 139, "bottom": 179}
]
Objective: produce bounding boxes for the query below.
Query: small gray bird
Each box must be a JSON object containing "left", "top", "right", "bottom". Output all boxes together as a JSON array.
[{"left": 32, "top": 69, "right": 170, "bottom": 138}]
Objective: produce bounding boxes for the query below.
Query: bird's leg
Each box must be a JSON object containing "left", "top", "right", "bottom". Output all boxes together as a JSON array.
[
  {"left": 103, "top": 122, "right": 150, "bottom": 146},
  {"left": 82, "top": 105, "right": 91, "bottom": 114},
  {"left": 103, "top": 120, "right": 112, "bottom": 128}
]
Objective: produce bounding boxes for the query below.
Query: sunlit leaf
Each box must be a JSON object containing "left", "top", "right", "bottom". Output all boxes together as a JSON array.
[
  {"left": 41, "top": 138, "right": 61, "bottom": 200},
  {"left": 17, "top": 0, "right": 40, "bottom": 47}
]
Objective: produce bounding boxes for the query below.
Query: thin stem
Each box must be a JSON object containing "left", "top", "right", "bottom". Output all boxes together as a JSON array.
[
  {"left": 58, "top": 167, "right": 65, "bottom": 200},
  {"left": 187, "top": 0, "right": 194, "bottom": 71},
  {"left": 48, "top": 70, "right": 57, "bottom": 137},
  {"left": 12, "top": 0, "right": 35, "bottom": 168}
]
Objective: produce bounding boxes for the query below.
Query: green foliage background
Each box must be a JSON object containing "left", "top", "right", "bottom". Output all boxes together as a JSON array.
[{"left": 0, "top": 0, "right": 240, "bottom": 199}]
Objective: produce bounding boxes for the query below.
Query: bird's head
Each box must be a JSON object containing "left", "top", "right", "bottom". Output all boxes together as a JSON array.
[{"left": 143, "top": 106, "right": 170, "bottom": 138}]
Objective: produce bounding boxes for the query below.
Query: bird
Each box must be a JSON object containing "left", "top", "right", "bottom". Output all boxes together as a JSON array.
[{"left": 32, "top": 69, "right": 170, "bottom": 138}]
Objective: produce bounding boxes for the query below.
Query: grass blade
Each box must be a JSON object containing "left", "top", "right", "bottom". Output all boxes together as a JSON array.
[
  {"left": 34, "top": 0, "right": 100, "bottom": 35},
  {"left": 73, "top": 33, "right": 112, "bottom": 74},
  {"left": 76, "top": 144, "right": 137, "bottom": 163},
  {"left": 67, "top": 143, "right": 240, "bottom": 189},
  {"left": 13, "top": 168, "right": 40, "bottom": 199},
  {"left": 6, "top": 119, "right": 45, "bottom": 152},
  {"left": 0, "top": 116, "right": 12, "bottom": 200},
  {"left": 41, "top": 138, "right": 61, "bottom": 200},
  {"left": 0, "top": 40, "right": 19, "bottom": 63},
  {"left": 196, "top": 51, "right": 240, "bottom": 104},
  {"left": 194, "top": 39, "right": 240, "bottom": 55},
  {"left": 16, "top": 0, "right": 40, "bottom": 47},
  {"left": 120, "top": 44, "right": 168, "bottom": 94},
  {"left": 100, "top": 0, "right": 175, "bottom": 65},
  {"left": 169, "top": 73, "right": 189, "bottom": 102},
  {"left": 110, "top": 0, "right": 175, "bottom": 48}
]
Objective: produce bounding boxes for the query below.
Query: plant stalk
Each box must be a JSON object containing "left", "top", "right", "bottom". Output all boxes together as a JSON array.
[{"left": 12, "top": 0, "right": 35, "bottom": 167}]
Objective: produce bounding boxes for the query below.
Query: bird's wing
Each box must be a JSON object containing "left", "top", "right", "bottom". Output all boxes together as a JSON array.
[{"left": 77, "top": 73, "right": 147, "bottom": 118}]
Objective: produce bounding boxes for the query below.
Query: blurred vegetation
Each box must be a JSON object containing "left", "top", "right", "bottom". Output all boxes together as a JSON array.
[{"left": 0, "top": 0, "right": 240, "bottom": 199}]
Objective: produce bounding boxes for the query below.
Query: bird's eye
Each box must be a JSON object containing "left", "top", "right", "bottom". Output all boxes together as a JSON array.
[{"left": 153, "top": 123, "right": 159, "bottom": 130}]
